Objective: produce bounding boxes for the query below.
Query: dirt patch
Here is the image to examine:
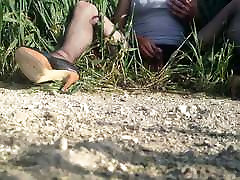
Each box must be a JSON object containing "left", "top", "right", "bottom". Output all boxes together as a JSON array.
[{"left": 0, "top": 84, "right": 240, "bottom": 179}]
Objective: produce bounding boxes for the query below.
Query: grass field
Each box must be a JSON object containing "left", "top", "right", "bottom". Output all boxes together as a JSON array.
[{"left": 0, "top": 0, "right": 234, "bottom": 95}]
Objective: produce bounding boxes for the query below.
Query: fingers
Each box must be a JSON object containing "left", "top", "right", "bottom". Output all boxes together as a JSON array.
[
  {"left": 137, "top": 36, "right": 155, "bottom": 58},
  {"left": 140, "top": 41, "right": 155, "bottom": 58},
  {"left": 168, "top": 0, "right": 192, "bottom": 18},
  {"left": 168, "top": 0, "right": 189, "bottom": 17},
  {"left": 137, "top": 36, "right": 163, "bottom": 61},
  {"left": 169, "top": 0, "right": 190, "bottom": 11}
]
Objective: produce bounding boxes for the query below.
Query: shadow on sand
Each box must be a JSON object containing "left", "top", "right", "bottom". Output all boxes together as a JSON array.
[{"left": 0, "top": 135, "right": 238, "bottom": 180}]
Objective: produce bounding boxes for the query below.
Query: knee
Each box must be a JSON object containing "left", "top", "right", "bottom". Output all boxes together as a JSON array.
[{"left": 74, "top": 1, "right": 98, "bottom": 18}]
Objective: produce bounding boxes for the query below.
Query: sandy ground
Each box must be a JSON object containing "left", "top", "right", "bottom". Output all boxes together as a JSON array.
[{"left": 0, "top": 82, "right": 240, "bottom": 179}]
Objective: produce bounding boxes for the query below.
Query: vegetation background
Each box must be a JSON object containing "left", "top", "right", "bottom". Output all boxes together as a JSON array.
[{"left": 0, "top": 0, "right": 234, "bottom": 94}]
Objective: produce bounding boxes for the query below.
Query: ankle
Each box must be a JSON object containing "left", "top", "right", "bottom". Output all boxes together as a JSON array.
[{"left": 50, "top": 50, "right": 74, "bottom": 64}]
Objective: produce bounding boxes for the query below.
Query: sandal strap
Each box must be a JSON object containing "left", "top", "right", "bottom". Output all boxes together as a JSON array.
[{"left": 43, "top": 53, "right": 79, "bottom": 73}]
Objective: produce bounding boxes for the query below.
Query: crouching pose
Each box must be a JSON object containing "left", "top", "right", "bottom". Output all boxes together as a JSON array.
[
  {"left": 15, "top": 0, "right": 196, "bottom": 91},
  {"left": 196, "top": 0, "right": 240, "bottom": 97},
  {"left": 15, "top": 1, "right": 124, "bottom": 91},
  {"left": 128, "top": 0, "right": 196, "bottom": 70}
]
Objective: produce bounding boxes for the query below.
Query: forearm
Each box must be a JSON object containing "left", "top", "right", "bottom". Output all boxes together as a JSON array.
[{"left": 113, "top": 0, "right": 132, "bottom": 32}]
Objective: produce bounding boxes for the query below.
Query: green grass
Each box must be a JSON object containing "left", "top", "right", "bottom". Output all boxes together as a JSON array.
[
  {"left": 0, "top": 0, "right": 78, "bottom": 76},
  {"left": 166, "top": 24, "right": 234, "bottom": 95},
  {"left": 0, "top": 0, "right": 235, "bottom": 95}
]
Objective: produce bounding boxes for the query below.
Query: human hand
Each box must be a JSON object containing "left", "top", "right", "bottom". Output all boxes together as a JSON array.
[
  {"left": 168, "top": 0, "right": 197, "bottom": 21},
  {"left": 137, "top": 35, "right": 162, "bottom": 61}
]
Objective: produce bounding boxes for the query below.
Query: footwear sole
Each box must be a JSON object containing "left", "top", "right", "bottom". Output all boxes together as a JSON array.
[
  {"left": 15, "top": 47, "right": 71, "bottom": 83},
  {"left": 15, "top": 47, "right": 79, "bottom": 91}
]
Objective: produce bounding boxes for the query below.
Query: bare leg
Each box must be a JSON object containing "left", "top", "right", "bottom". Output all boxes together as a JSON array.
[
  {"left": 51, "top": 1, "right": 124, "bottom": 64},
  {"left": 50, "top": 1, "right": 99, "bottom": 63},
  {"left": 227, "top": 8, "right": 240, "bottom": 53},
  {"left": 16, "top": 1, "right": 126, "bottom": 91},
  {"left": 198, "top": 0, "right": 240, "bottom": 97},
  {"left": 227, "top": 8, "right": 240, "bottom": 97},
  {"left": 198, "top": 0, "right": 238, "bottom": 44}
]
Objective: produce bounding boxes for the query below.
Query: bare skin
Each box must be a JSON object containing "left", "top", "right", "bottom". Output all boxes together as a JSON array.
[
  {"left": 137, "top": 0, "right": 197, "bottom": 64},
  {"left": 51, "top": 1, "right": 99, "bottom": 63},
  {"left": 17, "top": 0, "right": 240, "bottom": 92},
  {"left": 50, "top": 0, "right": 195, "bottom": 65},
  {"left": 114, "top": 0, "right": 132, "bottom": 31},
  {"left": 168, "top": 0, "right": 197, "bottom": 21},
  {"left": 198, "top": 0, "right": 239, "bottom": 45},
  {"left": 51, "top": 1, "right": 127, "bottom": 64},
  {"left": 194, "top": 0, "right": 240, "bottom": 97},
  {"left": 169, "top": 0, "right": 240, "bottom": 53}
]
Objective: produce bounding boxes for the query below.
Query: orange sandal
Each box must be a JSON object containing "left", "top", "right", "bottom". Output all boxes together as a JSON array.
[{"left": 15, "top": 47, "right": 79, "bottom": 91}]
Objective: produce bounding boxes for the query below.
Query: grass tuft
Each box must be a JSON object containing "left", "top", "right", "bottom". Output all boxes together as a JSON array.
[{"left": 0, "top": 0, "right": 236, "bottom": 96}]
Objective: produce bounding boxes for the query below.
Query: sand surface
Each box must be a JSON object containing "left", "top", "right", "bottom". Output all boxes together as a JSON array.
[{"left": 0, "top": 83, "right": 240, "bottom": 179}]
